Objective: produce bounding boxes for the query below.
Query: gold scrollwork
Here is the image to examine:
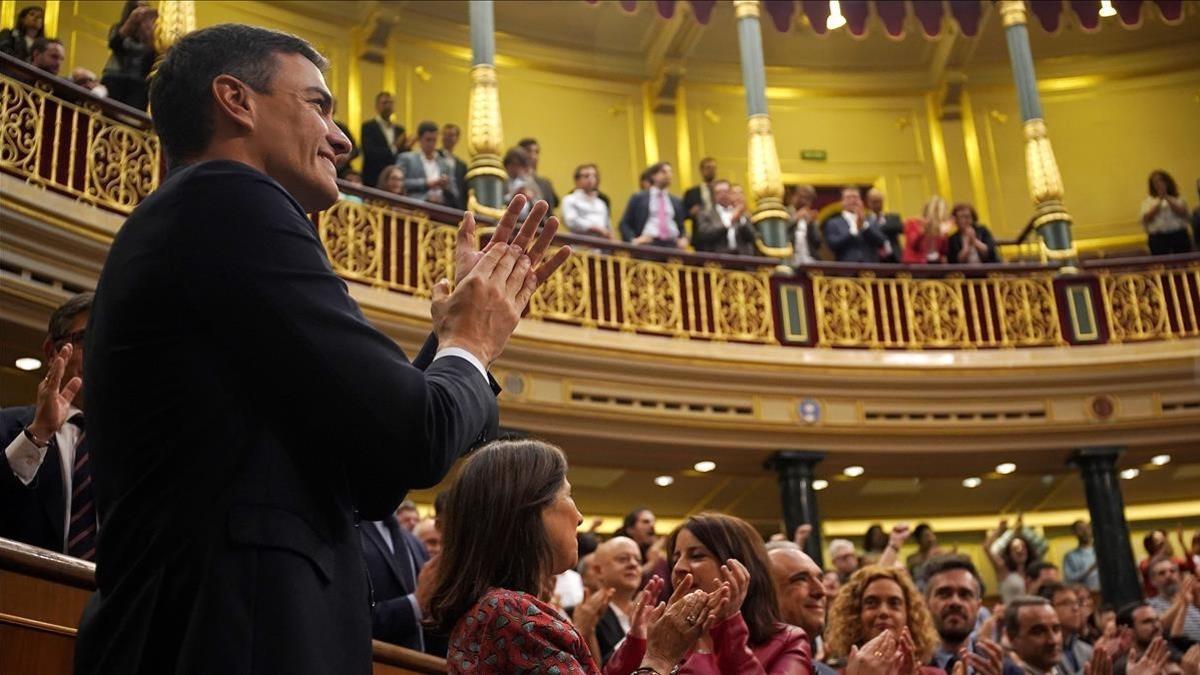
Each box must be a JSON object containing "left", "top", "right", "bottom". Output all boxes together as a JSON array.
[
  {"left": 622, "top": 260, "right": 683, "bottom": 335},
  {"left": 418, "top": 221, "right": 457, "bottom": 297},
  {"left": 0, "top": 77, "right": 43, "bottom": 173},
  {"left": 1101, "top": 271, "right": 1170, "bottom": 342},
  {"left": 813, "top": 276, "right": 877, "bottom": 346},
  {"left": 86, "top": 122, "right": 159, "bottom": 209},
  {"left": 1023, "top": 119, "right": 1067, "bottom": 207},
  {"left": 531, "top": 249, "right": 592, "bottom": 324},
  {"left": 906, "top": 279, "right": 967, "bottom": 346},
  {"left": 746, "top": 114, "right": 785, "bottom": 216},
  {"left": 996, "top": 277, "right": 1063, "bottom": 345},
  {"left": 711, "top": 270, "right": 772, "bottom": 340},
  {"left": 320, "top": 200, "right": 383, "bottom": 282}
]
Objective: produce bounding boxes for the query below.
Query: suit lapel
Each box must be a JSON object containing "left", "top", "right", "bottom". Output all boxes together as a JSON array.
[
  {"left": 385, "top": 518, "right": 417, "bottom": 593},
  {"left": 363, "top": 520, "right": 407, "bottom": 590}
]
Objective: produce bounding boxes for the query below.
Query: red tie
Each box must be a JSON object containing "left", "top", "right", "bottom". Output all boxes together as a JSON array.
[{"left": 656, "top": 191, "right": 670, "bottom": 239}]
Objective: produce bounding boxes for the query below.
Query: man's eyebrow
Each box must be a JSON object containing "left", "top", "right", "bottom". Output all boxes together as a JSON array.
[{"left": 303, "top": 87, "right": 333, "bottom": 111}]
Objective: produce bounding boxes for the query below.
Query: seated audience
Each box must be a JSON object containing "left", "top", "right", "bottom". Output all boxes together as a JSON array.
[
  {"left": 1146, "top": 557, "right": 1200, "bottom": 643},
  {"left": 398, "top": 121, "right": 457, "bottom": 205},
  {"left": 824, "top": 186, "right": 889, "bottom": 263},
  {"left": 414, "top": 517, "right": 441, "bottom": 558},
  {"left": 562, "top": 163, "right": 611, "bottom": 238},
  {"left": 1063, "top": 520, "right": 1100, "bottom": 592},
  {"left": 1141, "top": 170, "right": 1193, "bottom": 255},
  {"left": 70, "top": 67, "right": 108, "bottom": 97},
  {"left": 396, "top": 499, "right": 420, "bottom": 531},
  {"left": 1037, "top": 582, "right": 1093, "bottom": 675},
  {"left": 360, "top": 512, "right": 433, "bottom": 652},
  {"left": 923, "top": 556, "right": 1017, "bottom": 675},
  {"left": 29, "top": 37, "right": 64, "bottom": 76},
  {"left": 375, "top": 164, "right": 406, "bottom": 196},
  {"left": 0, "top": 6, "right": 44, "bottom": 60},
  {"left": 829, "top": 538, "right": 860, "bottom": 583},
  {"left": 788, "top": 184, "right": 823, "bottom": 265},
  {"left": 865, "top": 187, "right": 903, "bottom": 263},
  {"left": 694, "top": 179, "right": 758, "bottom": 256},
  {"left": 0, "top": 293, "right": 95, "bottom": 558},
  {"left": 577, "top": 536, "right": 643, "bottom": 665},
  {"left": 903, "top": 196, "right": 952, "bottom": 264},
  {"left": 1027, "top": 561, "right": 1061, "bottom": 596},
  {"left": 101, "top": 1, "right": 157, "bottom": 110},
  {"left": 1005, "top": 596, "right": 1064, "bottom": 675},
  {"left": 338, "top": 168, "right": 364, "bottom": 203},
  {"left": 767, "top": 541, "right": 837, "bottom": 675},
  {"left": 427, "top": 439, "right": 717, "bottom": 673},
  {"left": 362, "top": 92, "right": 405, "bottom": 189},
  {"left": 439, "top": 123, "right": 467, "bottom": 209},
  {"left": 684, "top": 157, "right": 719, "bottom": 226},
  {"left": 518, "top": 137, "right": 558, "bottom": 211},
  {"left": 824, "top": 565, "right": 940, "bottom": 672},
  {"left": 947, "top": 203, "right": 1000, "bottom": 264},
  {"left": 619, "top": 162, "right": 688, "bottom": 249}
]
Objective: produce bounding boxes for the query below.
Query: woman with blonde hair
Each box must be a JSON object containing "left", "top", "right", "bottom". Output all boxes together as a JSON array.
[
  {"left": 824, "top": 566, "right": 942, "bottom": 675},
  {"left": 902, "top": 196, "right": 951, "bottom": 264}
]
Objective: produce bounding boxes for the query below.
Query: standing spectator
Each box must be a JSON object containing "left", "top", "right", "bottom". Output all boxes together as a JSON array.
[
  {"left": 829, "top": 538, "right": 860, "bottom": 583},
  {"left": 360, "top": 512, "right": 433, "bottom": 653},
  {"left": 0, "top": 6, "right": 44, "bottom": 61},
  {"left": 683, "top": 156, "right": 718, "bottom": 225},
  {"left": 788, "top": 184, "right": 823, "bottom": 265},
  {"left": 1141, "top": 170, "right": 1193, "bottom": 255},
  {"left": 1062, "top": 520, "right": 1100, "bottom": 593},
  {"left": 824, "top": 566, "right": 940, "bottom": 671},
  {"left": 101, "top": 1, "right": 157, "bottom": 110},
  {"left": 619, "top": 162, "right": 687, "bottom": 249},
  {"left": 861, "top": 524, "right": 889, "bottom": 566},
  {"left": 71, "top": 68, "right": 109, "bottom": 97},
  {"left": 824, "top": 186, "right": 889, "bottom": 263},
  {"left": 1112, "top": 602, "right": 1168, "bottom": 675},
  {"left": 865, "top": 188, "right": 903, "bottom": 263},
  {"left": 903, "top": 196, "right": 952, "bottom": 264},
  {"left": 1072, "top": 585, "right": 1100, "bottom": 644},
  {"left": 947, "top": 203, "right": 1000, "bottom": 264},
  {"left": 1005, "top": 596, "right": 1064, "bottom": 675},
  {"left": 29, "top": 37, "right": 64, "bottom": 76},
  {"left": 414, "top": 518, "right": 441, "bottom": 558},
  {"left": 396, "top": 500, "right": 420, "bottom": 531},
  {"left": 517, "top": 137, "right": 558, "bottom": 211},
  {"left": 361, "top": 92, "right": 405, "bottom": 187},
  {"left": 905, "top": 523, "right": 947, "bottom": 588},
  {"left": 694, "top": 179, "right": 757, "bottom": 256},
  {"left": 375, "top": 165, "right": 406, "bottom": 196},
  {"left": 1037, "top": 582, "right": 1093, "bottom": 675},
  {"left": 561, "top": 163, "right": 611, "bottom": 238},
  {"left": 502, "top": 146, "right": 541, "bottom": 219},
  {"left": 615, "top": 508, "right": 657, "bottom": 566},
  {"left": 438, "top": 123, "right": 467, "bottom": 209},
  {"left": 924, "top": 557, "right": 1018, "bottom": 675},
  {"left": 1146, "top": 558, "right": 1200, "bottom": 642},
  {"left": 1139, "top": 529, "right": 1197, "bottom": 598},
  {"left": 1026, "top": 561, "right": 1061, "bottom": 596},
  {"left": 397, "top": 121, "right": 456, "bottom": 205},
  {"left": 986, "top": 518, "right": 1042, "bottom": 605}
]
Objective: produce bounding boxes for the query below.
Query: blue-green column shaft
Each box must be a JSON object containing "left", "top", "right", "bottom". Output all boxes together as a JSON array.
[{"left": 467, "top": 0, "right": 504, "bottom": 209}]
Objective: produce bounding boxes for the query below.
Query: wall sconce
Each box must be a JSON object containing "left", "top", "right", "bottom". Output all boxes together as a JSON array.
[
  {"left": 703, "top": 108, "right": 721, "bottom": 123},
  {"left": 990, "top": 110, "right": 1008, "bottom": 124},
  {"left": 413, "top": 65, "right": 432, "bottom": 82}
]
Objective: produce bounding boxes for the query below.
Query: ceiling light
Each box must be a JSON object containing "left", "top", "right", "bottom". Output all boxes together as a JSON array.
[
  {"left": 1151, "top": 454, "right": 1171, "bottom": 466},
  {"left": 14, "top": 357, "right": 42, "bottom": 371},
  {"left": 826, "top": 0, "right": 847, "bottom": 30},
  {"left": 1119, "top": 468, "right": 1140, "bottom": 480},
  {"left": 813, "top": 479, "right": 829, "bottom": 491},
  {"left": 962, "top": 477, "right": 982, "bottom": 488},
  {"left": 693, "top": 461, "right": 716, "bottom": 473},
  {"left": 654, "top": 475, "right": 674, "bottom": 487},
  {"left": 1098, "top": 0, "right": 1117, "bottom": 18},
  {"left": 842, "top": 465, "right": 865, "bottom": 477},
  {"left": 995, "top": 462, "right": 1017, "bottom": 475}
]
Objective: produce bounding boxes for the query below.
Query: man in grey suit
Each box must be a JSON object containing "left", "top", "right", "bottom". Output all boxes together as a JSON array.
[{"left": 397, "top": 120, "right": 457, "bottom": 205}]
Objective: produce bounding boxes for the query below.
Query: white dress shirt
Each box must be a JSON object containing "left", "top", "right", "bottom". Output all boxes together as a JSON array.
[
  {"left": 1141, "top": 196, "right": 1190, "bottom": 234},
  {"left": 716, "top": 205, "right": 739, "bottom": 250},
  {"left": 4, "top": 404, "right": 84, "bottom": 550},
  {"left": 640, "top": 187, "right": 679, "bottom": 240},
  {"left": 793, "top": 218, "right": 815, "bottom": 264},
  {"left": 375, "top": 116, "right": 396, "bottom": 147},
  {"left": 420, "top": 153, "right": 444, "bottom": 203},
  {"left": 841, "top": 210, "right": 860, "bottom": 235},
  {"left": 561, "top": 188, "right": 610, "bottom": 235}
]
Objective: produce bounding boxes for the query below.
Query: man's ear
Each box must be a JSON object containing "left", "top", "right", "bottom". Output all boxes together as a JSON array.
[
  {"left": 210, "top": 74, "right": 255, "bottom": 133},
  {"left": 41, "top": 336, "right": 54, "bottom": 362}
]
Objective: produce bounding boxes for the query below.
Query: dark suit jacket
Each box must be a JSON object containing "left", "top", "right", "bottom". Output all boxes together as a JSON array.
[
  {"left": 335, "top": 120, "right": 361, "bottom": 178},
  {"left": 439, "top": 150, "right": 468, "bottom": 210},
  {"left": 0, "top": 405, "right": 66, "bottom": 553},
  {"left": 75, "top": 160, "right": 499, "bottom": 675},
  {"left": 693, "top": 207, "right": 758, "bottom": 256},
  {"left": 823, "top": 213, "right": 887, "bottom": 263},
  {"left": 947, "top": 225, "right": 1001, "bottom": 264},
  {"left": 682, "top": 184, "right": 711, "bottom": 218},
  {"left": 866, "top": 211, "right": 903, "bottom": 262},
  {"left": 618, "top": 190, "right": 686, "bottom": 242},
  {"left": 361, "top": 516, "right": 428, "bottom": 652},
  {"left": 361, "top": 118, "right": 399, "bottom": 187},
  {"left": 534, "top": 174, "right": 558, "bottom": 212},
  {"left": 595, "top": 605, "right": 627, "bottom": 666}
]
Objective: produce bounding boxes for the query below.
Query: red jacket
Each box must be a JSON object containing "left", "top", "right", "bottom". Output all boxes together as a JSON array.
[{"left": 605, "top": 612, "right": 812, "bottom": 675}]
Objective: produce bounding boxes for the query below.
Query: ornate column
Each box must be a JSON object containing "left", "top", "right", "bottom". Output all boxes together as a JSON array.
[
  {"left": 767, "top": 451, "right": 825, "bottom": 566},
  {"left": 465, "top": 0, "right": 507, "bottom": 215},
  {"left": 152, "top": 0, "right": 196, "bottom": 56},
  {"left": 1071, "top": 447, "right": 1141, "bottom": 609},
  {"left": 998, "top": 1, "right": 1075, "bottom": 265},
  {"left": 733, "top": 1, "right": 791, "bottom": 261}
]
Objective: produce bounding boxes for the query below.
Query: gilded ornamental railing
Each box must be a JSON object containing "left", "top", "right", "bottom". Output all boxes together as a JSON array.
[{"left": 3, "top": 53, "right": 1198, "bottom": 352}]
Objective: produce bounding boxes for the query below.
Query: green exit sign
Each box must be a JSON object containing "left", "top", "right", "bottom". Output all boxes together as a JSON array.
[{"left": 800, "top": 149, "right": 827, "bottom": 161}]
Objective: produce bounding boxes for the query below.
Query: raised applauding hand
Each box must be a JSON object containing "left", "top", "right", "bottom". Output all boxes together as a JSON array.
[
  {"left": 27, "top": 343, "right": 82, "bottom": 445},
  {"left": 847, "top": 628, "right": 918, "bottom": 675},
  {"left": 1128, "top": 637, "right": 1170, "bottom": 675}
]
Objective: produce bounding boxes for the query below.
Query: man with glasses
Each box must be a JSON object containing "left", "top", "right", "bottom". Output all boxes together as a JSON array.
[
  {"left": 0, "top": 293, "right": 96, "bottom": 559},
  {"left": 1037, "top": 582, "right": 1093, "bottom": 675}
]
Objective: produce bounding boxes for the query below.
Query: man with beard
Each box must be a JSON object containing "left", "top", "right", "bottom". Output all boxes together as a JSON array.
[
  {"left": 925, "top": 557, "right": 1016, "bottom": 675},
  {"left": 1112, "top": 601, "right": 1176, "bottom": 675},
  {"left": 1037, "top": 582, "right": 1093, "bottom": 675},
  {"left": 1006, "top": 596, "right": 1064, "bottom": 675},
  {"left": 767, "top": 542, "right": 838, "bottom": 675},
  {"left": 1147, "top": 557, "right": 1200, "bottom": 642}
]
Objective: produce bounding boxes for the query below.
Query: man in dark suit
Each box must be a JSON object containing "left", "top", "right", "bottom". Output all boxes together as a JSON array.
[
  {"left": 824, "top": 185, "right": 889, "bottom": 263},
  {"left": 439, "top": 123, "right": 468, "bottom": 209},
  {"left": 518, "top": 137, "right": 558, "bottom": 212},
  {"left": 361, "top": 514, "right": 431, "bottom": 652},
  {"left": 947, "top": 203, "right": 1001, "bottom": 264},
  {"left": 865, "top": 187, "right": 904, "bottom": 263},
  {"left": 74, "top": 25, "right": 571, "bottom": 675},
  {"left": 618, "top": 162, "right": 688, "bottom": 249},
  {"left": 588, "top": 536, "right": 645, "bottom": 665},
  {"left": 360, "top": 91, "right": 405, "bottom": 187},
  {"left": 682, "top": 156, "right": 718, "bottom": 226},
  {"left": 693, "top": 179, "right": 757, "bottom": 256},
  {"left": 1, "top": 293, "right": 95, "bottom": 558}
]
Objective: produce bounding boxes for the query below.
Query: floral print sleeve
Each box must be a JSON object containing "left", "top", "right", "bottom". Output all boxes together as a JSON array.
[{"left": 450, "top": 588, "right": 600, "bottom": 674}]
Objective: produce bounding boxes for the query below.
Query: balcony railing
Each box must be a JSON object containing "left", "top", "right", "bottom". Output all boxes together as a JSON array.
[{"left": 3, "top": 53, "right": 1198, "bottom": 352}]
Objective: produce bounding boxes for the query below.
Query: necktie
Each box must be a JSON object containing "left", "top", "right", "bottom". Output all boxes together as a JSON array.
[
  {"left": 66, "top": 413, "right": 97, "bottom": 560},
  {"left": 656, "top": 190, "right": 670, "bottom": 240}
]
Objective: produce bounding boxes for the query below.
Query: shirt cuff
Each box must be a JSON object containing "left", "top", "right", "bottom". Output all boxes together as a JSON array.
[
  {"left": 4, "top": 429, "right": 48, "bottom": 485},
  {"left": 406, "top": 592, "right": 423, "bottom": 622},
  {"left": 433, "top": 347, "right": 489, "bottom": 383}
]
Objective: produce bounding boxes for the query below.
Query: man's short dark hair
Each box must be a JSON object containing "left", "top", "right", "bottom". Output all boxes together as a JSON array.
[
  {"left": 503, "top": 147, "right": 530, "bottom": 169},
  {"left": 645, "top": 161, "right": 671, "bottom": 180},
  {"left": 573, "top": 163, "right": 597, "bottom": 181},
  {"left": 1036, "top": 581, "right": 1069, "bottom": 602},
  {"left": 1026, "top": 560, "right": 1058, "bottom": 580},
  {"left": 150, "top": 24, "right": 328, "bottom": 165},
  {"left": 48, "top": 292, "right": 94, "bottom": 342},
  {"left": 699, "top": 156, "right": 716, "bottom": 167},
  {"left": 30, "top": 36, "right": 62, "bottom": 56},
  {"left": 1005, "top": 595, "right": 1051, "bottom": 638},
  {"left": 923, "top": 555, "right": 983, "bottom": 595},
  {"left": 1116, "top": 601, "right": 1149, "bottom": 628},
  {"left": 416, "top": 120, "right": 438, "bottom": 137},
  {"left": 375, "top": 91, "right": 393, "bottom": 103},
  {"left": 442, "top": 123, "right": 460, "bottom": 133},
  {"left": 517, "top": 137, "right": 538, "bottom": 150}
]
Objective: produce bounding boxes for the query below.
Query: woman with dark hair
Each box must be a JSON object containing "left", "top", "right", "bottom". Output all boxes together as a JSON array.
[
  {"left": 607, "top": 512, "right": 813, "bottom": 674},
  {"left": 428, "top": 440, "right": 718, "bottom": 673},
  {"left": 0, "top": 6, "right": 44, "bottom": 61},
  {"left": 100, "top": 0, "right": 157, "bottom": 110},
  {"left": 1141, "top": 170, "right": 1193, "bottom": 255},
  {"left": 861, "top": 524, "right": 888, "bottom": 565},
  {"left": 947, "top": 203, "right": 999, "bottom": 264},
  {"left": 1137, "top": 528, "right": 1196, "bottom": 597},
  {"left": 984, "top": 518, "right": 1041, "bottom": 604}
]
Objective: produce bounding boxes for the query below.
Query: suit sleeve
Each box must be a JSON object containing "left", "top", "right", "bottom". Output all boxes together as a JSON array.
[
  {"left": 619, "top": 195, "right": 639, "bottom": 242},
  {"left": 372, "top": 593, "right": 422, "bottom": 648},
  {"left": 981, "top": 227, "right": 1001, "bottom": 263},
  {"left": 171, "top": 172, "right": 497, "bottom": 519},
  {"left": 693, "top": 211, "right": 727, "bottom": 251},
  {"left": 400, "top": 155, "right": 427, "bottom": 194},
  {"left": 824, "top": 218, "right": 851, "bottom": 257},
  {"left": 947, "top": 233, "right": 963, "bottom": 264}
]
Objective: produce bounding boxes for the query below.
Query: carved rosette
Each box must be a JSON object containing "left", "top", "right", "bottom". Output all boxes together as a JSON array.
[
  {"left": 907, "top": 279, "right": 967, "bottom": 346},
  {"left": 712, "top": 270, "right": 771, "bottom": 340},
  {"left": 997, "top": 277, "right": 1062, "bottom": 345},
  {"left": 466, "top": 64, "right": 506, "bottom": 181},
  {"left": 531, "top": 250, "right": 590, "bottom": 322},
  {"left": 815, "top": 276, "right": 876, "bottom": 345},
  {"left": 746, "top": 114, "right": 788, "bottom": 223}
]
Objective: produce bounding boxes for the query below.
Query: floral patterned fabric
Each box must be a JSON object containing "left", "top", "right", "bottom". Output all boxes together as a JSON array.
[{"left": 449, "top": 588, "right": 600, "bottom": 674}]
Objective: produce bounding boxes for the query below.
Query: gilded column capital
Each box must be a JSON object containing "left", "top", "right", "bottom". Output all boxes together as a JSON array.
[
  {"left": 466, "top": 63, "right": 506, "bottom": 181},
  {"left": 746, "top": 114, "right": 790, "bottom": 231},
  {"left": 153, "top": 0, "right": 197, "bottom": 56},
  {"left": 998, "top": 1, "right": 1027, "bottom": 28},
  {"left": 733, "top": 0, "right": 761, "bottom": 20}
]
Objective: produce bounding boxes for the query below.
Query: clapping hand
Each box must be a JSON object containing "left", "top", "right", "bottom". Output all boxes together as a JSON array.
[
  {"left": 1085, "top": 647, "right": 1114, "bottom": 675},
  {"left": 28, "top": 344, "right": 82, "bottom": 445},
  {"left": 965, "top": 638, "right": 1006, "bottom": 675},
  {"left": 641, "top": 589, "right": 722, "bottom": 673},
  {"left": 1127, "top": 637, "right": 1169, "bottom": 675},
  {"left": 847, "top": 629, "right": 903, "bottom": 675},
  {"left": 629, "top": 576, "right": 665, "bottom": 640},
  {"left": 572, "top": 586, "right": 614, "bottom": 640},
  {"left": 1180, "top": 644, "right": 1200, "bottom": 675},
  {"left": 715, "top": 559, "right": 750, "bottom": 621}
]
